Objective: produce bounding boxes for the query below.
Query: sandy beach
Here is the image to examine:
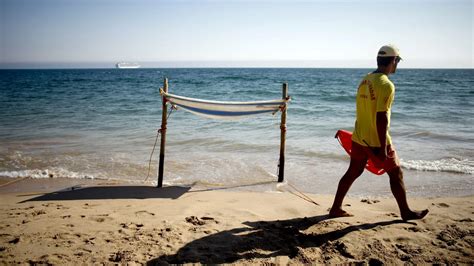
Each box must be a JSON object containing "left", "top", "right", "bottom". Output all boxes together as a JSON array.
[
  {"left": 2, "top": 0, "right": 473, "bottom": 264},
  {"left": 0, "top": 179, "right": 472, "bottom": 264}
]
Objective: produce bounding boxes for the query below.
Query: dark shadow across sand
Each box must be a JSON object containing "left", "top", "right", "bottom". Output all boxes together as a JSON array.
[
  {"left": 20, "top": 185, "right": 190, "bottom": 202},
  {"left": 148, "top": 215, "right": 404, "bottom": 264}
]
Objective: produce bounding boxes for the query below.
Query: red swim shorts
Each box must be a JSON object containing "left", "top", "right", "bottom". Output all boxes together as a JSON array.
[{"left": 351, "top": 141, "right": 400, "bottom": 172}]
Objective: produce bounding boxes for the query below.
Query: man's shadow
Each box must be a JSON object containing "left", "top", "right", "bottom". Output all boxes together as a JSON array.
[{"left": 148, "top": 215, "right": 404, "bottom": 264}]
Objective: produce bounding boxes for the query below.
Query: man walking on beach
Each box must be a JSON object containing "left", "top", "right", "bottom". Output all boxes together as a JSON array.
[{"left": 329, "top": 45, "right": 429, "bottom": 221}]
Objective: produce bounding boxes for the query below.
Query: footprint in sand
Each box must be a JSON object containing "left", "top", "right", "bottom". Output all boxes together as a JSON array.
[
  {"left": 82, "top": 203, "right": 98, "bottom": 209},
  {"left": 455, "top": 218, "right": 472, "bottom": 222},
  {"left": 90, "top": 214, "right": 111, "bottom": 223},
  {"left": 185, "top": 216, "right": 218, "bottom": 226},
  {"left": 56, "top": 204, "right": 70, "bottom": 210},
  {"left": 407, "top": 226, "right": 423, "bottom": 232},
  {"left": 201, "top": 216, "right": 217, "bottom": 222},
  {"left": 361, "top": 198, "right": 380, "bottom": 204},
  {"left": 29, "top": 209, "right": 46, "bottom": 217},
  {"left": 120, "top": 223, "right": 144, "bottom": 230},
  {"left": 8, "top": 237, "right": 20, "bottom": 244},
  {"left": 109, "top": 250, "right": 133, "bottom": 263},
  {"left": 75, "top": 248, "right": 92, "bottom": 257},
  {"left": 84, "top": 237, "right": 96, "bottom": 245},
  {"left": 135, "top": 210, "right": 155, "bottom": 217}
]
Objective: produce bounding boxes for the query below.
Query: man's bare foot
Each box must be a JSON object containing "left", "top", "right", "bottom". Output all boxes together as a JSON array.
[
  {"left": 329, "top": 208, "right": 354, "bottom": 218},
  {"left": 401, "top": 209, "right": 429, "bottom": 221}
]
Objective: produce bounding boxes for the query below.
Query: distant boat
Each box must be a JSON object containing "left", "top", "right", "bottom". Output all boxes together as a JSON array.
[{"left": 115, "top": 62, "right": 140, "bottom": 69}]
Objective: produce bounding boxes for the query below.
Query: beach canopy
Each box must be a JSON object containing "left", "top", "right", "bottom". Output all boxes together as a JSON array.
[
  {"left": 161, "top": 89, "right": 289, "bottom": 120},
  {"left": 157, "top": 79, "right": 289, "bottom": 188}
]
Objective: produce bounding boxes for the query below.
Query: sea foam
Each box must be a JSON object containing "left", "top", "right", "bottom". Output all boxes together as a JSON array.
[
  {"left": 0, "top": 168, "right": 95, "bottom": 179},
  {"left": 400, "top": 158, "right": 474, "bottom": 175}
]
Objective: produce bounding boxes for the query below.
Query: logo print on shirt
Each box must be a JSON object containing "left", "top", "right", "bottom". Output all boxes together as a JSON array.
[{"left": 358, "top": 80, "right": 375, "bottom": 101}]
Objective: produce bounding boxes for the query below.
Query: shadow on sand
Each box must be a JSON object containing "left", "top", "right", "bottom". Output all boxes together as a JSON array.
[
  {"left": 17, "top": 179, "right": 280, "bottom": 203},
  {"left": 148, "top": 215, "right": 405, "bottom": 264},
  {"left": 20, "top": 185, "right": 190, "bottom": 203},
  {"left": 18, "top": 180, "right": 279, "bottom": 203}
]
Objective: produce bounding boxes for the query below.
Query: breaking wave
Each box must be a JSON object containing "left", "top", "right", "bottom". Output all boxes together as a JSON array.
[
  {"left": 0, "top": 168, "right": 97, "bottom": 179},
  {"left": 400, "top": 158, "right": 474, "bottom": 175}
]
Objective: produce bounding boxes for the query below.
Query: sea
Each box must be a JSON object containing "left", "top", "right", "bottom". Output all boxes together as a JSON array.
[{"left": 0, "top": 68, "right": 473, "bottom": 197}]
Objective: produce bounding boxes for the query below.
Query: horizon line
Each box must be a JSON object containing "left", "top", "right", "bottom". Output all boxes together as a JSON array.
[
  {"left": 1, "top": 65, "right": 473, "bottom": 70},
  {"left": 1, "top": 67, "right": 473, "bottom": 70},
  {"left": 1, "top": 59, "right": 472, "bottom": 69}
]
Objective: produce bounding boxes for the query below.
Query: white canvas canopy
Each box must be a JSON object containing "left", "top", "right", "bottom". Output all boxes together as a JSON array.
[{"left": 161, "top": 90, "right": 289, "bottom": 120}]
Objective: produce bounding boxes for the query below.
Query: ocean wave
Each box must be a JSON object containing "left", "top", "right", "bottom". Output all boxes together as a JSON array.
[
  {"left": 396, "top": 131, "right": 473, "bottom": 142},
  {"left": 0, "top": 168, "right": 96, "bottom": 179},
  {"left": 400, "top": 158, "right": 474, "bottom": 175}
]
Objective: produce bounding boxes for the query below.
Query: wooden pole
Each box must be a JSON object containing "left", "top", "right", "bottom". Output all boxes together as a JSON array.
[
  {"left": 158, "top": 77, "right": 168, "bottom": 188},
  {"left": 278, "top": 83, "right": 288, "bottom": 182}
]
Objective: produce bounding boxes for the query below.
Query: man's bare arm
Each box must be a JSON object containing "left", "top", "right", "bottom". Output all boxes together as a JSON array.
[{"left": 376, "top": 111, "right": 388, "bottom": 160}]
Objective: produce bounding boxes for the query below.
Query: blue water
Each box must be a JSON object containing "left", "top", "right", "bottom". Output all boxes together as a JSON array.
[{"left": 0, "top": 68, "right": 473, "bottom": 197}]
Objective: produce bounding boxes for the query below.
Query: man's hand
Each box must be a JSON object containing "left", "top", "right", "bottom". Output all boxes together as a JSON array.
[{"left": 378, "top": 146, "right": 388, "bottom": 162}]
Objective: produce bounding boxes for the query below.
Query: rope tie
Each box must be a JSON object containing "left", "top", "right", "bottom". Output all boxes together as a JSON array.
[
  {"left": 145, "top": 129, "right": 161, "bottom": 182},
  {"left": 272, "top": 103, "right": 287, "bottom": 115},
  {"left": 272, "top": 96, "right": 290, "bottom": 115},
  {"left": 145, "top": 104, "right": 175, "bottom": 182}
]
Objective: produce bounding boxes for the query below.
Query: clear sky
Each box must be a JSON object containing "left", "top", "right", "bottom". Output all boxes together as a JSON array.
[{"left": 1, "top": 0, "right": 472, "bottom": 68}]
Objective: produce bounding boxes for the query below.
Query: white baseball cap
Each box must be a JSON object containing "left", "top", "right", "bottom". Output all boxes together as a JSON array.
[{"left": 378, "top": 45, "right": 402, "bottom": 59}]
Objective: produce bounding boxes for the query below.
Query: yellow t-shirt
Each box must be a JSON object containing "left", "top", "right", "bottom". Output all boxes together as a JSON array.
[{"left": 352, "top": 73, "right": 394, "bottom": 147}]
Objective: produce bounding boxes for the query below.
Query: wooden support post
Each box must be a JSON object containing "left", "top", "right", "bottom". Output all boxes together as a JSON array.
[
  {"left": 278, "top": 83, "right": 288, "bottom": 182},
  {"left": 158, "top": 77, "right": 168, "bottom": 188}
]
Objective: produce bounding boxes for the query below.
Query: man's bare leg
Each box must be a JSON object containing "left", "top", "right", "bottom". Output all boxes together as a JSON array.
[
  {"left": 388, "top": 167, "right": 429, "bottom": 221},
  {"left": 329, "top": 158, "right": 366, "bottom": 218}
]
